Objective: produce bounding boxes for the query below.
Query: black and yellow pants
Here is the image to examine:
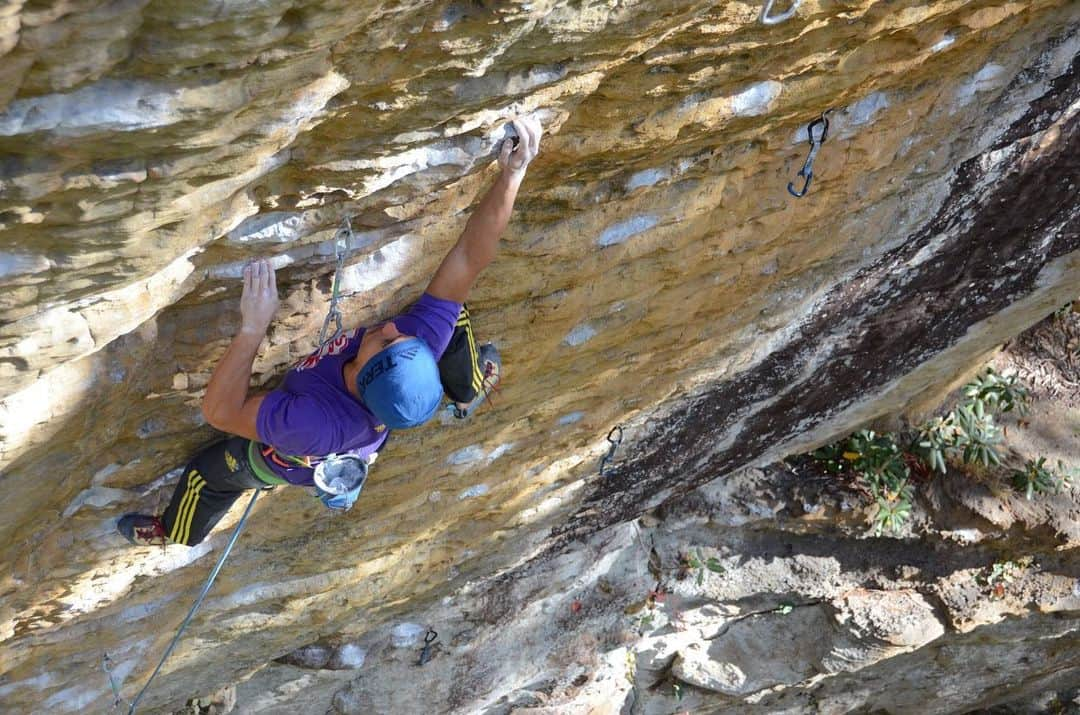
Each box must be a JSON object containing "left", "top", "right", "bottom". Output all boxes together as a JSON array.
[
  {"left": 162, "top": 306, "right": 486, "bottom": 546},
  {"left": 439, "top": 304, "right": 485, "bottom": 405},
  {"left": 161, "top": 437, "right": 273, "bottom": 546}
]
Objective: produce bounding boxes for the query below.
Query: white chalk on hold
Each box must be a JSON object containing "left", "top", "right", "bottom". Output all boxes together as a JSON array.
[
  {"left": 954, "top": 64, "right": 1007, "bottom": 108},
  {"left": 930, "top": 34, "right": 955, "bottom": 53},
  {"left": 207, "top": 252, "right": 302, "bottom": 280},
  {"left": 846, "top": 91, "right": 890, "bottom": 127},
  {"left": 226, "top": 212, "right": 305, "bottom": 244},
  {"left": 391, "top": 623, "right": 427, "bottom": 648},
  {"left": 487, "top": 443, "right": 514, "bottom": 461},
  {"left": 329, "top": 643, "right": 367, "bottom": 669},
  {"left": 760, "top": 0, "right": 801, "bottom": 25},
  {"left": 61, "top": 487, "right": 132, "bottom": 518},
  {"left": 563, "top": 323, "right": 597, "bottom": 347},
  {"left": 458, "top": 484, "right": 490, "bottom": 500},
  {"left": 626, "top": 168, "right": 670, "bottom": 191},
  {"left": 337, "top": 235, "right": 418, "bottom": 294},
  {"left": 597, "top": 215, "right": 659, "bottom": 247},
  {"left": 730, "top": 81, "right": 783, "bottom": 117},
  {"left": 92, "top": 463, "right": 122, "bottom": 485},
  {"left": 447, "top": 444, "right": 487, "bottom": 466},
  {"left": 0, "top": 80, "right": 178, "bottom": 136},
  {"left": 0, "top": 252, "right": 51, "bottom": 279}
]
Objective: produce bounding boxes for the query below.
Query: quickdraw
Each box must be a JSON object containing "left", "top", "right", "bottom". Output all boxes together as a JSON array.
[
  {"left": 264, "top": 217, "right": 357, "bottom": 472},
  {"left": 599, "top": 425, "right": 624, "bottom": 476},
  {"left": 317, "top": 217, "right": 352, "bottom": 349},
  {"left": 417, "top": 628, "right": 438, "bottom": 666},
  {"left": 787, "top": 111, "right": 831, "bottom": 198},
  {"left": 102, "top": 653, "right": 129, "bottom": 711}
]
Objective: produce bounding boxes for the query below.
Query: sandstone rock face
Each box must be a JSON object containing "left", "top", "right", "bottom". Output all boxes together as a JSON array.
[{"left": 0, "top": 1, "right": 1077, "bottom": 713}]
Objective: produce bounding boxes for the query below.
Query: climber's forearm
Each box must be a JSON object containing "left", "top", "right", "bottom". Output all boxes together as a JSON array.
[
  {"left": 201, "top": 328, "right": 266, "bottom": 440},
  {"left": 458, "top": 168, "right": 524, "bottom": 269},
  {"left": 426, "top": 169, "right": 524, "bottom": 303}
]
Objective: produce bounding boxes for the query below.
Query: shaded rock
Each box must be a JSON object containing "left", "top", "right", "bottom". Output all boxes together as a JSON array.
[
  {"left": 671, "top": 606, "right": 834, "bottom": 696},
  {"left": 276, "top": 644, "right": 333, "bottom": 670}
]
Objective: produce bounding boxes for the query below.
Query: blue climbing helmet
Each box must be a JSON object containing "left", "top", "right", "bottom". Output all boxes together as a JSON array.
[{"left": 356, "top": 338, "right": 442, "bottom": 429}]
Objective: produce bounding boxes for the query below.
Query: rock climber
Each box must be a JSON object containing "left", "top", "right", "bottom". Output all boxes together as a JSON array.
[{"left": 118, "top": 116, "right": 544, "bottom": 547}]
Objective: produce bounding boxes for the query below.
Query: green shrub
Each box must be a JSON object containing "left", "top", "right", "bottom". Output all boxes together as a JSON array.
[
  {"left": 913, "top": 414, "right": 952, "bottom": 474},
  {"left": 951, "top": 401, "right": 1003, "bottom": 468},
  {"left": 872, "top": 487, "right": 914, "bottom": 536},
  {"left": 911, "top": 367, "right": 1023, "bottom": 473},
  {"left": 846, "top": 430, "right": 910, "bottom": 497},
  {"left": 682, "top": 549, "right": 724, "bottom": 586},
  {"left": 962, "top": 367, "right": 1030, "bottom": 416},
  {"left": 1012, "top": 457, "right": 1073, "bottom": 500},
  {"left": 812, "top": 430, "right": 913, "bottom": 535},
  {"left": 811, "top": 367, "right": 1037, "bottom": 535}
]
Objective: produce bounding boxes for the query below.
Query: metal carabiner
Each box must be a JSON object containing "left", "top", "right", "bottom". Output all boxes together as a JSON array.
[
  {"left": 599, "top": 425, "right": 624, "bottom": 476},
  {"left": 787, "top": 169, "right": 813, "bottom": 197},
  {"left": 417, "top": 628, "right": 438, "bottom": 666},
  {"left": 787, "top": 111, "right": 830, "bottom": 198},
  {"left": 804, "top": 112, "right": 830, "bottom": 146},
  {"left": 760, "top": 0, "right": 801, "bottom": 26}
]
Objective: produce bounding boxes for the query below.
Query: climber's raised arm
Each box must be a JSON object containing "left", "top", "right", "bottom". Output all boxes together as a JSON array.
[
  {"left": 200, "top": 258, "right": 278, "bottom": 440},
  {"left": 426, "top": 116, "right": 543, "bottom": 304}
]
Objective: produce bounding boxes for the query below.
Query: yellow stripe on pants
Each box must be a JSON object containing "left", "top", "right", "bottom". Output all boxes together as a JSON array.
[
  {"left": 170, "top": 471, "right": 205, "bottom": 545},
  {"left": 457, "top": 307, "right": 484, "bottom": 392},
  {"left": 169, "top": 470, "right": 199, "bottom": 542},
  {"left": 179, "top": 475, "right": 206, "bottom": 546}
]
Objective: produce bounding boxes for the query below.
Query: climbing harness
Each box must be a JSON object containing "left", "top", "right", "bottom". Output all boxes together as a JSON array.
[
  {"left": 317, "top": 217, "right": 353, "bottom": 348},
  {"left": 760, "top": 0, "right": 801, "bottom": 25},
  {"left": 787, "top": 111, "right": 831, "bottom": 198},
  {"left": 102, "top": 653, "right": 130, "bottom": 711},
  {"left": 417, "top": 628, "right": 438, "bottom": 666},
  {"left": 599, "top": 425, "right": 624, "bottom": 476},
  {"left": 123, "top": 489, "right": 260, "bottom": 714}
]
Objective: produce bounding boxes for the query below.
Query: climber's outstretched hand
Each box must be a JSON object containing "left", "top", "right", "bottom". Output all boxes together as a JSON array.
[
  {"left": 240, "top": 258, "right": 279, "bottom": 336},
  {"left": 499, "top": 116, "right": 543, "bottom": 177}
]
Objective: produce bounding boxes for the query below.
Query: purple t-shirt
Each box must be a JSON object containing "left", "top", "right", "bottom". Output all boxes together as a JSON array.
[{"left": 255, "top": 293, "right": 461, "bottom": 485}]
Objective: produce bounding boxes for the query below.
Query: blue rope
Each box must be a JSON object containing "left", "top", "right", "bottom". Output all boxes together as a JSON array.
[{"left": 125, "top": 489, "right": 260, "bottom": 714}]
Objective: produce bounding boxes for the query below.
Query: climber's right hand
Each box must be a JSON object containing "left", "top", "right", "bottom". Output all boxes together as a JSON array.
[
  {"left": 499, "top": 115, "right": 543, "bottom": 177},
  {"left": 240, "top": 258, "right": 279, "bottom": 335}
]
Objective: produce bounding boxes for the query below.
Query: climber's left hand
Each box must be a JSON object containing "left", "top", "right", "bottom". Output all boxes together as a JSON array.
[{"left": 240, "top": 258, "right": 279, "bottom": 335}]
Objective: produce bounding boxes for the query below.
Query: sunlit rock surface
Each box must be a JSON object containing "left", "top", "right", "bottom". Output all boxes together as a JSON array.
[{"left": 0, "top": 1, "right": 1077, "bottom": 712}]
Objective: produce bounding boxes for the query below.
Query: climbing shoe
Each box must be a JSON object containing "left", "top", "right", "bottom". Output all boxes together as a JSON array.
[
  {"left": 452, "top": 343, "right": 502, "bottom": 419},
  {"left": 117, "top": 513, "right": 170, "bottom": 548}
]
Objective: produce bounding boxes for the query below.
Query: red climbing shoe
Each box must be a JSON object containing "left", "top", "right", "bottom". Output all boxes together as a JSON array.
[
  {"left": 117, "top": 513, "right": 170, "bottom": 547},
  {"left": 452, "top": 343, "right": 502, "bottom": 419}
]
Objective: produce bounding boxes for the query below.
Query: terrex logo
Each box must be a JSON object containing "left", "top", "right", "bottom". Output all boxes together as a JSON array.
[
  {"left": 359, "top": 353, "right": 397, "bottom": 391},
  {"left": 358, "top": 347, "right": 419, "bottom": 393}
]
